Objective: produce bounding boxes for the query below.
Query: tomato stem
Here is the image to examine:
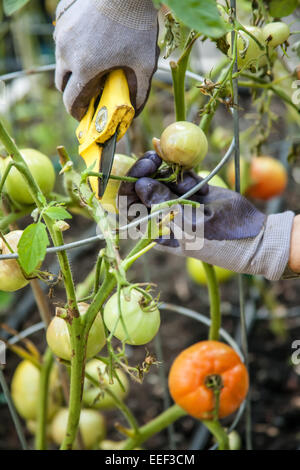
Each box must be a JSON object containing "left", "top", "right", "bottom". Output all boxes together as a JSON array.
[
  {"left": 201, "top": 262, "right": 221, "bottom": 341},
  {"left": 171, "top": 31, "right": 200, "bottom": 121},
  {"left": 85, "top": 371, "right": 140, "bottom": 435},
  {"left": 36, "top": 348, "right": 54, "bottom": 450},
  {"left": 201, "top": 419, "right": 230, "bottom": 450},
  {"left": 121, "top": 404, "right": 186, "bottom": 450}
]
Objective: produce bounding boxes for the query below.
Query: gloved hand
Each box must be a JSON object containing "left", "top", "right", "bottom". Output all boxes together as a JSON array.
[
  {"left": 54, "top": 0, "right": 159, "bottom": 120},
  {"left": 118, "top": 152, "right": 295, "bottom": 281}
]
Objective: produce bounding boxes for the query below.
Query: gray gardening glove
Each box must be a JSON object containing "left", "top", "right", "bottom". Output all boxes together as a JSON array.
[
  {"left": 54, "top": 0, "right": 159, "bottom": 120},
  {"left": 118, "top": 152, "right": 295, "bottom": 281}
]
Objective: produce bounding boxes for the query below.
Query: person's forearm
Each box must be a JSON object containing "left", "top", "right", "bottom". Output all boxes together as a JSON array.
[{"left": 288, "top": 215, "right": 300, "bottom": 273}]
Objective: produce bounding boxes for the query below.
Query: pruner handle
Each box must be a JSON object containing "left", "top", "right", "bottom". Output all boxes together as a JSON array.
[{"left": 76, "top": 69, "right": 135, "bottom": 199}]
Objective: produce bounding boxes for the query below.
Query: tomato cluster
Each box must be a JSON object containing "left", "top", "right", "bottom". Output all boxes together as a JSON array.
[{"left": 227, "top": 22, "right": 290, "bottom": 71}]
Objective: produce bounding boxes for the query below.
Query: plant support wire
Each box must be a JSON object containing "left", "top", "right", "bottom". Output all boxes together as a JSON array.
[{"left": 230, "top": 0, "right": 252, "bottom": 450}]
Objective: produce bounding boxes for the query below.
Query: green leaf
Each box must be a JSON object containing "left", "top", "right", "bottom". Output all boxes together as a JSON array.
[
  {"left": 44, "top": 206, "right": 72, "bottom": 221},
  {"left": 164, "top": 0, "right": 228, "bottom": 38},
  {"left": 269, "top": 0, "right": 298, "bottom": 17},
  {"left": 3, "top": 0, "right": 31, "bottom": 15},
  {"left": 18, "top": 223, "right": 49, "bottom": 275}
]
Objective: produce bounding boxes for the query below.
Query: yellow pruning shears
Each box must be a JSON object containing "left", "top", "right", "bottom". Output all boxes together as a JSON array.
[{"left": 76, "top": 70, "right": 135, "bottom": 198}]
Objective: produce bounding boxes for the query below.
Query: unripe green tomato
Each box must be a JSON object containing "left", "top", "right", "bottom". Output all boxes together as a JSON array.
[
  {"left": 83, "top": 359, "right": 129, "bottom": 409},
  {"left": 198, "top": 170, "right": 228, "bottom": 189},
  {"left": 228, "top": 430, "right": 242, "bottom": 450},
  {"left": 186, "top": 258, "right": 234, "bottom": 285},
  {"left": 4, "top": 148, "right": 55, "bottom": 205},
  {"left": 0, "top": 230, "right": 29, "bottom": 292},
  {"left": 104, "top": 288, "right": 161, "bottom": 345},
  {"left": 227, "top": 26, "right": 265, "bottom": 70},
  {"left": 100, "top": 154, "right": 134, "bottom": 214},
  {"left": 51, "top": 408, "right": 106, "bottom": 450},
  {"left": 210, "top": 127, "right": 233, "bottom": 150},
  {"left": 262, "top": 22, "right": 290, "bottom": 48},
  {"left": 158, "top": 122, "right": 208, "bottom": 169},
  {"left": 11, "top": 360, "right": 61, "bottom": 421},
  {"left": 46, "top": 303, "right": 106, "bottom": 361}
]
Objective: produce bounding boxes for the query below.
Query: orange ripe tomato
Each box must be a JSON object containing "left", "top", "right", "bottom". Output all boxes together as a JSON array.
[
  {"left": 246, "top": 156, "right": 287, "bottom": 201},
  {"left": 168, "top": 341, "right": 249, "bottom": 420},
  {"left": 227, "top": 156, "right": 287, "bottom": 201}
]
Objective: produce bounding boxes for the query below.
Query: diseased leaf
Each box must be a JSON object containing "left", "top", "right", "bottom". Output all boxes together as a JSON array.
[
  {"left": 44, "top": 206, "right": 72, "bottom": 221},
  {"left": 18, "top": 223, "right": 49, "bottom": 275},
  {"left": 164, "top": 0, "right": 229, "bottom": 38},
  {"left": 3, "top": 0, "right": 31, "bottom": 15},
  {"left": 269, "top": 0, "right": 298, "bottom": 17}
]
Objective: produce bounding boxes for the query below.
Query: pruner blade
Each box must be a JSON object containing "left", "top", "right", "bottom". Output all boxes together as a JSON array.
[{"left": 98, "top": 129, "right": 118, "bottom": 197}]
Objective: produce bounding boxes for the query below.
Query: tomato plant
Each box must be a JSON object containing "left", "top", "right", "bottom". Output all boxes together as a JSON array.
[
  {"left": 227, "top": 26, "right": 266, "bottom": 70},
  {"left": 46, "top": 303, "right": 106, "bottom": 361},
  {"left": 0, "top": 0, "right": 298, "bottom": 453},
  {"left": 168, "top": 341, "right": 249, "bottom": 420},
  {"left": 3, "top": 149, "right": 55, "bottom": 205},
  {"left": 103, "top": 288, "right": 161, "bottom": 346}
]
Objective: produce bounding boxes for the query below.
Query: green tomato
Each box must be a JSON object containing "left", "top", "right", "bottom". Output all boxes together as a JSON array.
[
  {"left": 210, "top": 127, "right": 233, "bottom": 151},
  {"left": 158, "top": 121, "right": 208, "bottom": 169},
  {"left": 104, "top": 288, "right": 161, "bottom": 345},
  {"left": 11, "top": 360, "right": 61, "bottom": 421},
  {"left": 198, "top": 170, "right": 228, "bottom": 189},
  {"left": 83, "top": 359, "right": 129, "bottom": 409},
  {"left": 4, "top": 148, "right": 55, "bottom": 205},
  {"left": 0, "top": 230, "right": 29, "bottom": 292},
  {"left": 51, "top": 408, "right": 106, "bottom": 450},
  {"left": 46, "top": 303, "right": 106, "bottom": 361},
  {"left": 262, "top": 22, "right": 290, "bottom": 48},
  {"left": 186, "top": 258, "right": 234, "bottom": 285},
  {"left": 100, "top": 154, "right": 134, "bottom": 214},
  {"left": 228, "top": 430, "right": 242, "bottom": 450},
  {"left": 227, "top": 26, "right": 265, "bottom": 70}
]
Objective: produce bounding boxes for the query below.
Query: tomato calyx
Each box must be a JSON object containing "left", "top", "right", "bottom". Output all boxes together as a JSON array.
[
  {"left": 204, "top": 373, "right": 224, "bottom": 421},
  {"left": 126, "top": 284, "right": 160, "bottom": 313}
]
